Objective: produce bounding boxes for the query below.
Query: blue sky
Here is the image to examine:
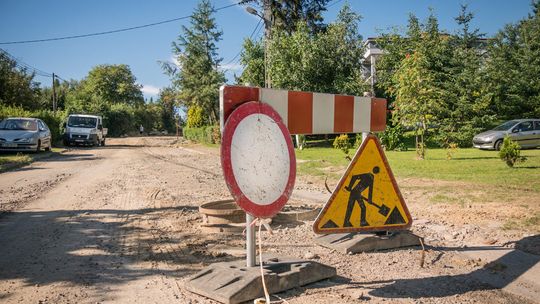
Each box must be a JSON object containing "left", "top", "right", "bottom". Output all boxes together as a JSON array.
[{"left": 0, "top": 0, "right": 534, "bottom": 100}]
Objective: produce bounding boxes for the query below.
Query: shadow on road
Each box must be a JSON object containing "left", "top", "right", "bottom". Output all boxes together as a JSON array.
[
  {"left": 363, "top": 236, "right": 540, "bottom": 300},
  {"left": 0, "top": 206, "right": 242, "bottom": 288},
  {"left": 275, "top": 237, "right": 539, "bottom": 302}
]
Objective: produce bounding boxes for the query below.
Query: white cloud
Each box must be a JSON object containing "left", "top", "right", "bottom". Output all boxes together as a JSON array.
[
  {"left": 141, "top": 84, "right": 160, "bottom": 96},
  {"left": 169, "top": 55, "right": 180, "bottom": 67},
  {"left": 219, "top": 63, "right": 243, "bottom": 71}
]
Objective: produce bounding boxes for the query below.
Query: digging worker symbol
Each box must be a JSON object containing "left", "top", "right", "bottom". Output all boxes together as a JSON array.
[{"left": 343, "top": 166, "right": 390, "bottom": 227}]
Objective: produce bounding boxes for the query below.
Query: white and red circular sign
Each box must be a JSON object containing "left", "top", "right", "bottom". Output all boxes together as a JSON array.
[{"left": 221, "top": 101, "right": 296, "bottom": 218}]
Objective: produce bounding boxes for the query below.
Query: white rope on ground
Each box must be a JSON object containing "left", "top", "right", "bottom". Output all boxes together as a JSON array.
[
  {"left": 252, "top": 218, "right": 292, "bottom": 304},
  {"left": 258, "top": 221, "right": 271, "bottom": 303}
]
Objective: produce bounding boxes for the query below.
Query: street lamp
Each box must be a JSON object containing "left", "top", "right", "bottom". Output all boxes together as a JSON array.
[
  {"left": 245, "top": 6, "right": 270, "bottom": 88},
  {"left": 245, "top": 6, "right": 258, "bottom": 16}
]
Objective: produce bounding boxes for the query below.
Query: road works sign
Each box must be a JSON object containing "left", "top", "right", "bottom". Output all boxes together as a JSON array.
[
  {"left": 221, "top": 101, "right": 296, "bottom": 218},
  {"left": 313, "top": 135, "right": 412, "bottom": 234}
]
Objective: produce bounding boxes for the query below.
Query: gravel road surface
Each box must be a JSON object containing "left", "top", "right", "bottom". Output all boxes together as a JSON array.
[{"left": 0, "top": 137, "right": 537, "bottom": 304}]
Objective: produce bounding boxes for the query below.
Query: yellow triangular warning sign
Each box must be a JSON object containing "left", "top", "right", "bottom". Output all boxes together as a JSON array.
[{"left": 313, "top": 135, "right": 412, "bottom": 234}]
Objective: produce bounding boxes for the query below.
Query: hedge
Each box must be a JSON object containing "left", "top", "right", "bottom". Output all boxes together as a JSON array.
[
  {"left": 183, "top": 125, "right": 221, "bottom": 144},
  {"left": 0, "top": 106, "right": 67, "bottom": 146}
]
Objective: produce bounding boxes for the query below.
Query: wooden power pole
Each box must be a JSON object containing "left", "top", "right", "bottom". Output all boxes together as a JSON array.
[{"left": 52, "top": 73, "right": 57, "bottom": 112}]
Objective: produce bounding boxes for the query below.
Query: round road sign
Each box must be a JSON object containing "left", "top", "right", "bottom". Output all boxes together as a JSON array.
[{"left": 221, "top": 101, "right": 296, "bottom": 218}]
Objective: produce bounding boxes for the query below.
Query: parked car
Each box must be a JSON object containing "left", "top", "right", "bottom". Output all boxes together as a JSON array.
[
  {"left": 63, "top": 114, "right": 107, "bottom": 146},
  {"left": 473, "top": 119, "right": 540, "bottom": 150},
  {"left": 0, "top": 117, "right": 52, "bottom": 152}
]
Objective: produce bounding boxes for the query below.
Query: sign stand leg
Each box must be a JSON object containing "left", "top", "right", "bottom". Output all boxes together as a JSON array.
[{"left": 246, "top": 213, "right": 256, "bottom": 267}]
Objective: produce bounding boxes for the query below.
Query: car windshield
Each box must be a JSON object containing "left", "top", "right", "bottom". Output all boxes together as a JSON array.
[
  {"left": 68, "top": 116, "right": 97, "bottom": 128},
  {"left": 0, "top": 119, "right": 37, "bottom": 131},
  {"left": 493, "top": 120, "right": 519, "bottom": 131}
]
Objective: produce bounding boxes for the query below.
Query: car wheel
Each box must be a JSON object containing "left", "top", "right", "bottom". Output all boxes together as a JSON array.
[
  {"left": 494, "top": 139, "right": 503, "bottom": 151},
  {"left": 35, "top": 140, "right": 41, "bottom": 153},
  {"left": 45, "top": 144, "right": 51, "bottom": 151}
]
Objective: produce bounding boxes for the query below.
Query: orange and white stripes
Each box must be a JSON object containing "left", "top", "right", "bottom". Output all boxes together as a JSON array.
[{"left": 220, "top": 85, "right": 387, "bottom": 135}]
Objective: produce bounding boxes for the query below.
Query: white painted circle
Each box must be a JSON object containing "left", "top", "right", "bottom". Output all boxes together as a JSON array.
[{"left": 230, "top": 113, "right": 291, "bottom": 205}]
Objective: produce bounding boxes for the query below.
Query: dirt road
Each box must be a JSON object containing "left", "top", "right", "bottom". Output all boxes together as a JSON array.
[{"left": 0, "top": 137, "right": 538, "bottom": 304}]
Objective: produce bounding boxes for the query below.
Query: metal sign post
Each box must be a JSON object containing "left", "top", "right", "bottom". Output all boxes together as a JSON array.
[{"left": 246, "top": 213, "right": 256, "bottom": 267}]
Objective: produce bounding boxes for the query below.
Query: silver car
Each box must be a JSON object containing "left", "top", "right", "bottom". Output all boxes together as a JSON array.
[
  {"left": 0, "top": 118, "right": 52, "bottom": 152},
  {"left": 473, "top": 119, "right": 540, "bottom": 150}
]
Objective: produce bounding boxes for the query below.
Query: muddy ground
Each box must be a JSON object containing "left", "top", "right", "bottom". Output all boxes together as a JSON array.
[{"left": 0, "top": 137, "right": 538, "bottom": 304}]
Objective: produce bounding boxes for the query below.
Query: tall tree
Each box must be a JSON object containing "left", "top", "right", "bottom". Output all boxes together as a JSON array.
[
  {"left": 381, "top": 12, "right": 450, "bottom": 158},
  {"left": 0, "top": 50, "right": 41, "bottom": 111},
  {"left": 436, "top": 4, "right": 492, "bottom": 147},
  {"left": 165, "top": 0, "right": 225, "bottom": 127},
  {"left": 237, "top": 38, "right": 265, "bottom": 87},
  {"left": 264, "top": 3, "right": 367, "bottom": 95},
  {"left": 240, "top": 0, "right": 330, "bottom": 36},
  {"left": 484, "top": 0, "right": 540, "bottom": 118},
  {"left": 156, "top": 87, "right": 178, "bottom": 132},
  {"left": 82, "top": 64, "right": 144, "bottom": 106}
]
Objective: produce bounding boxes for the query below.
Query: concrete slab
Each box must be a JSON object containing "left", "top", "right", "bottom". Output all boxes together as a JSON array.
[
  {"left": 316, "top": 230, "right": 421, "bottom": 254},
  {"left": 185, "top": 256, "right": 336, "bottom": 304}
]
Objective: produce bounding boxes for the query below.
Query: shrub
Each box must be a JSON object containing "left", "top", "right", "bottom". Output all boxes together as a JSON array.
[
  {"left": 103, "top": 103, "right": 134, "bottom": 137},
  {"left": 333, "top": 134, "right": 352, "bottom": 160},
  {"left": 0, "top": 106, "right": 66, "bottom": 145},
  {"left": 379, "top": 124, "right": 406, "bottom": 151},
  {"left": 446, "top": 142, "right": 459, "bottom": 160},
  {"left": 186, "top": 105, "right": 205, "bottom": 128},
  {"left": 354, "top": 133, "right": 363, "bottom": 148},
  {"left": 499, "top": 136, "right": 526, "bottom": 167},
  {"left": 183, "top": 125, "right": 221, "bottom": 144}
]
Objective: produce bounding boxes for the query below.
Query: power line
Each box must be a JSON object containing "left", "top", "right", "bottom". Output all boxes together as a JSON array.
[
  {"left": 222, "top": 18, "right": 262, "bottom": 71},
  {"left": 0, "top": 48, "right": 53, "bottom": 77},
  {"left": 327, "top": 0, "right": 345, "bottom": 9},
  {"left": 55, "top": 75, "right": 68, "bottom": 82},
  {"left": 222, "top": 0, "right": 343, "bottom": 73},
  {"left": 0, "top": 48, "right": 70, "bottom": 81},
  {"left": 0, "top": 2, "right": 239, "bottom": 45}
]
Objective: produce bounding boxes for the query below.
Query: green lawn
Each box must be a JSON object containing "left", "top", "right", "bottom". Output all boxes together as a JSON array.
[
  {"left": 0, "top": 148, "right": 63, "bottom": 172},
  {"left": 295, "top": 147, "right": 540, "bottom": 192}
]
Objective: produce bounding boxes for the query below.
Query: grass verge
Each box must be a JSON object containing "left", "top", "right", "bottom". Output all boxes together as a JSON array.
[
  {"left": 0, "top": 148, "right": 64, "bottom": 172},
  {"left": 295, "top": 147, "right": 540, "bottom": 192}
]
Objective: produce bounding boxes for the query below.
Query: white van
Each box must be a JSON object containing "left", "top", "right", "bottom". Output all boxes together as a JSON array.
[{"left": 63, "top": 114, "right": 107, "bottom": 146}]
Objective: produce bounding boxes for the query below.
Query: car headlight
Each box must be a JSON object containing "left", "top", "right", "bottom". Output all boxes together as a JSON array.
[
  {"left": 17, "top": 137, "right": 32, "bottom": 143},
  {"left": 89, "top": 129, "right": 97, "bottom": 134}
]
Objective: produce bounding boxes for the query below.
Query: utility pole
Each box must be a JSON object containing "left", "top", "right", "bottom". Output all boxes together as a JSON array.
[
  {"left": 52, "top": 73, "right": 57, "bottom": 112},
  {"left": 263, "top": 0, "right": 272, "bottom": 89},
  {"left": 262, "top": 0, "right": 272, "bottom": 40},
  {"left": 247, "top": 1, "right": 273, "bottom": 88}
]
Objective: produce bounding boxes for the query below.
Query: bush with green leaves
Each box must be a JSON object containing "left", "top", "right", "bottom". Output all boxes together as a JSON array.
[
  {"left": 333, "top": 134, "right": 352, "bottom": 159},
  {"left": 0, "top": 106, "right": 66, "bottom": 145},
  {"left": 379, "top": 124, "right": 407, "bottom": 151},
  {"left": 499, "top": 136, "right": 526, "bottom": 167},
  {"left": 183, "top": 125, "right": 221, "bottom": 144}
]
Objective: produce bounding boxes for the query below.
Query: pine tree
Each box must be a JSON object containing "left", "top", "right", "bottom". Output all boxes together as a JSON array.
[
  {"left": 166, "top": 0, "right": 225, "bottom": 127},
  {"left": 436, "top": 4, "right": 492, "bottom": 148},
  {"left": 484, "top": 1, "right": 540, "bottom": 118}
]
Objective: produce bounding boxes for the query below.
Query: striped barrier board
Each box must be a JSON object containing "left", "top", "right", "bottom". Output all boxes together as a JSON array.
[{"left": 219, "top": 85, "right": 387, "bottom": 135}]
